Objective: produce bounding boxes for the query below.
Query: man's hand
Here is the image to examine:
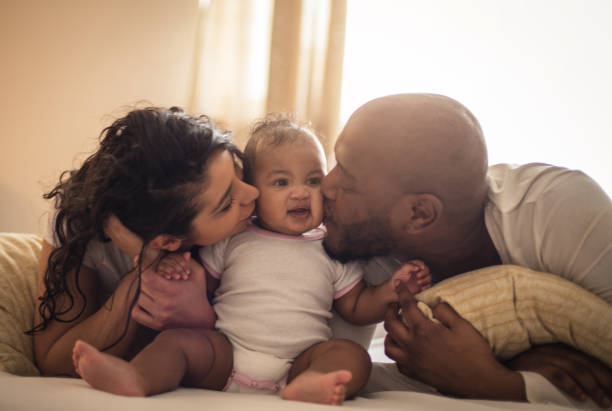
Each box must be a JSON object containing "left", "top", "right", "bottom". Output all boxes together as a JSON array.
[
  {"left": 384, "top": 282, "right": 525, "bottom": 400},
  {"left": 505, "top": 344, "right": 612, "bottom": 408},
  {"left": 131, "top": 255, "right": 216, "bottom": 330}
]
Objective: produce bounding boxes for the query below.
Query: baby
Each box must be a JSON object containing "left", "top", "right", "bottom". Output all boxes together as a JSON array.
[{"left": 72, "top": 114, "right": 431, "bottom": 405}]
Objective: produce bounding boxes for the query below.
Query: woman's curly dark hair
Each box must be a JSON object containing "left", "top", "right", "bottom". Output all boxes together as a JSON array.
[{"left": 29, "top": 106, "right": 241, "bottom": 339}]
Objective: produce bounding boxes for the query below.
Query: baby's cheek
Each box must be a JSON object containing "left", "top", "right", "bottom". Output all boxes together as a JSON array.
[{"left": 312, "top": 204, "right": 325, "bottom": 226}]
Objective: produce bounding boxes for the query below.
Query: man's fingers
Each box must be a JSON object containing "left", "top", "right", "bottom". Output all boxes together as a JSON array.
[
  {"left": 395, "top": 282, "right": 428, "bottom": 326},
  {"left": 506, "top": 344, "right": 612, "bottom": 407},
  {"left": 542, "top": 365, "right": 588, "bottom": 403},
  {"left": 384, "top": 333, "right": 408, "bottom": 364},
  {"left": 562, "top": 354, "right": 612, "bottom": 407},
  {"left": 552, "top": 347, "right": 612, "bottom": 407},
  {"left": 431, "top": 301, "right": 465, "bottom": 329},
  {"left": 572, "top": 368, "right": 610, "bottom": 407},
  {"left": 384, "top": 305, "right": 412, "bottom": 338}
]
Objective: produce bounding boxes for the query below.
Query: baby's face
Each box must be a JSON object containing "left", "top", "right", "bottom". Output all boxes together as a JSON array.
[{"left": 253, "top": 137, "right": 326, "bottom": 236}]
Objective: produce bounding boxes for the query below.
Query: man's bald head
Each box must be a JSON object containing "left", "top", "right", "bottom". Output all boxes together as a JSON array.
[
  {"left": 340, "top": 93, "right": 488, "bottom": 219},
  {"left": 322, "top": 93, "right": 490, "bottom": 262}
]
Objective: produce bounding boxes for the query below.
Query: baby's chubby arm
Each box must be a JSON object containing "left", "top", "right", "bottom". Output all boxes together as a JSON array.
[{"left": 334, "top": 260, "right": 432, "bottom": 325}]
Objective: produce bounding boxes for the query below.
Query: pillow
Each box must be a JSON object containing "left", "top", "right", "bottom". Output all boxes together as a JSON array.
[
  {"left": 0, "top": 233, "right": 41, "bottom": 375},
  {"left": 414, "top": 265, "right": 612, "bottom": 367}
]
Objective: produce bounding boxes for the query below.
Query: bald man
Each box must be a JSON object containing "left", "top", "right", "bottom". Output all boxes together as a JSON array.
[{"left": 322, "top": 94, "right": 612, "bottom": 407}]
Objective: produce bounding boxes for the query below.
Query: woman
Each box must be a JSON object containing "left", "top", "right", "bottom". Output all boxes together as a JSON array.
[{"left": 32, "top": 107, "right": 258, "bottom": 383}]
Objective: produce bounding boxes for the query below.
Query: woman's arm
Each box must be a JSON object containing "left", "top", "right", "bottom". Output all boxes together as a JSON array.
[
  {"left": 132, "top": 255, "right": 217, "bottom": 330},
  {"left": 104, "top": 214, "right": 216, "bottom": 330},
  {"left": 33, "top": 241, "right": 142, "bottom": 376}
]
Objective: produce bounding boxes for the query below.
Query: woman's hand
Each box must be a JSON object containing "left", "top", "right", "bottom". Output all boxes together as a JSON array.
[
  {"left": 104, "top": 214, "right": 216, "bottom": 330},
  {"left": 131, "top": 257, "right": 216, "bottom": 330}
]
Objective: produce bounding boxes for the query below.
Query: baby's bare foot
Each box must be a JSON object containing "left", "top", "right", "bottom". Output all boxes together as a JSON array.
[
  {"left": 281, "top": 370, "right": 352, "bottom": 405},
  {"left": 72, "top": 340, "right": 147, "bottom": 397}
]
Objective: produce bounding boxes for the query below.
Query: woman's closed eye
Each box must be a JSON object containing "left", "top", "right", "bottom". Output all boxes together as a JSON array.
[{"left": 220, "top": 197, "right": 236, "bottom": 213}]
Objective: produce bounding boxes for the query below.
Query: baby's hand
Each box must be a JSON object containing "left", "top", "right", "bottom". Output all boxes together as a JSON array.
[
  {"left": 391, "top": 260, "right": 432, "bottom": 295},
  {"left": 156, "top": 252, "right": 192, "bottom": 280}
]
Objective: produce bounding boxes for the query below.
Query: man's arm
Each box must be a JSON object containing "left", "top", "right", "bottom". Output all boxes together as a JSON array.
[
  {"left": 386, "top": 282, "right": 612, "bottom": 407},
  {"left": 505, "top": 344, "right": 612, "bottom": 408}
]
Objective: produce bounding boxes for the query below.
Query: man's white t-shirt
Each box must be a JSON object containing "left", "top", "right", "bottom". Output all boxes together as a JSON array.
[{"left": 486, "top": 163, "right": 612, "bottom": 304}]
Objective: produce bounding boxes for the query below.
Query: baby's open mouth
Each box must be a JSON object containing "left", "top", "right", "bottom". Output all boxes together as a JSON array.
[{"left": 288, "top": 207, "right": 310, "bottom": 217}]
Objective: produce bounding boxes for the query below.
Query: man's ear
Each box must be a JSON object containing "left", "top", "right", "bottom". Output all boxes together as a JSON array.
[
  {"left": 149, "top": 234, "right": 183, "bottom": 252},
  {"left": 390, "top": 193, "right": 443, "bottom": 234}
]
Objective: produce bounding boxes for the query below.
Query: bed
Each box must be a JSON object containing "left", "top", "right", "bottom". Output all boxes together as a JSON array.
[{"left": 0, "top": 232, "right": 599, "bottom": 410}]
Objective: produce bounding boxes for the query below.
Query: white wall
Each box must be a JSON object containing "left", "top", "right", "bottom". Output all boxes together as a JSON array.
[
  {"left": 0, "top": 0, "right": 199, "bottom": 234},
  {"left": 341, "top": 0, "right": 612, "bottom": 196}
]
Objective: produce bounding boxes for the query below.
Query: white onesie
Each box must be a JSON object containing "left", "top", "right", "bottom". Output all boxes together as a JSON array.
[{"left": 199, "top": 221, "right": 363, "bottom": 393}]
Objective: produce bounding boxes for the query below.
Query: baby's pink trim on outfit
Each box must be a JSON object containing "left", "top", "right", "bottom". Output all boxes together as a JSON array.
[
  {"left": 223, "top": 369, "right": 287, "bottom": 393},
  {"left": 334, "top": 278, "right": 361, "bottom": 299},
  {"left": 201, "top": 260, "right": 220, "bottom": 279},
  {"left": 247, "top": 221, "right": 325, "bottom": 241}
]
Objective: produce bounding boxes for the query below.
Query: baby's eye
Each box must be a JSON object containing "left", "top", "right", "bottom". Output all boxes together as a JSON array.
[
  {"left": 273, "top": 179, "right": 288, "bottom": 187},
  {"left": 307, "top": 177, "right": 321, "bottom": 186}
]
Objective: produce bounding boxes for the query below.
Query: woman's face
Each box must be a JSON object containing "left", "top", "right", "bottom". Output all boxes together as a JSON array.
[{"left": 188, "top": 150, "right": 259, "bottom": 246}]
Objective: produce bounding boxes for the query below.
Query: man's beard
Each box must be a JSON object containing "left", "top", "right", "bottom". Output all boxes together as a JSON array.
[{"left": 322, "top": 217, "right": 396, "bottom": 263}]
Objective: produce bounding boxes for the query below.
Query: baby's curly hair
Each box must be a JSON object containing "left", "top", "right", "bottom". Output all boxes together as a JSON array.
[{"left": 243, "top": 113, "right": 323, "bottom": 184}]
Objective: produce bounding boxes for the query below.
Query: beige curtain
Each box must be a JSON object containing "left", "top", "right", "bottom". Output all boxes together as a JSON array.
[{"left": 188, "top": 0, "right": 346, "bottom": 152}]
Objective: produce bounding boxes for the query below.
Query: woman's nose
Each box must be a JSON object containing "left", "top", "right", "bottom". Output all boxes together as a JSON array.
[{"left": 240, "top": 181, "right": 260, "bottom": 204}]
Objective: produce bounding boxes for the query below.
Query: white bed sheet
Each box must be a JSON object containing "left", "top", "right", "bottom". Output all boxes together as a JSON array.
[{"left": 0, "top": 370, "right": 594, "bottom": 411}]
